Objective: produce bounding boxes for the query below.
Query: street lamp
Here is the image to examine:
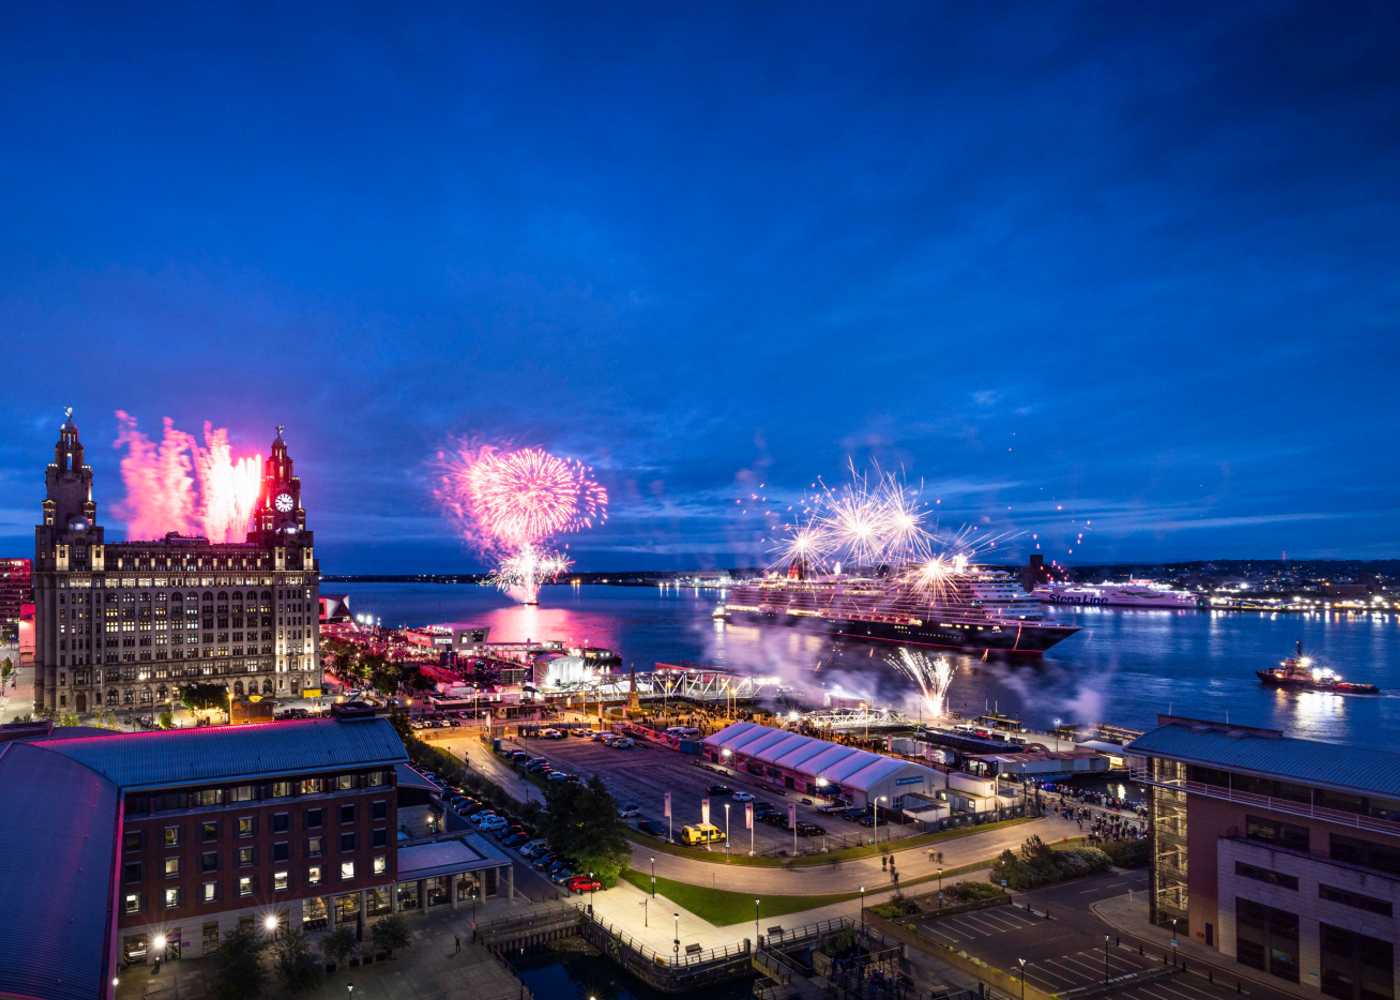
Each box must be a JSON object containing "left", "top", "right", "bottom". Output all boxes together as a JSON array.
[
  {"left": 1019, "top": 958, "right": 1027, "bottom": 1000},
  {"left": 755, "top": 899, "right": 761, "bottom": 946},
  {"left": 1104, "top": 934, "right": 1110, "bottom": 983},
  {"left": 725, "top": 803, "right": 731, "bottom": 860},
  {"left": 673, "top": 913, "right": 680, "bottom": 965},
  {"left": 859, "top": 886, "right": 866, "bottom": 969},
  {"left": 1172, "top": 918, "right": 1179, "bottom": 965},
  {"left": 347, "top": 984, "right": 354, "bottom": 1000},
  {"left": 651, "top": 856, "right": 656, "bottom": 897},
  {"left": 875, "top": 795, "right": 886, "bottom": 845}
]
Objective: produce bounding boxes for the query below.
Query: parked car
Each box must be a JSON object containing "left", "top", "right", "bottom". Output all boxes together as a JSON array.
[
  {"left": 549, "top": 867, "right": 576, "bottom": 884},
  {"left": 591, "top": 732, "right": 609, "bottom": 741},
  {"left": 501, "top": 831, "right": 529, "bottom": 847},
  {"left": 542, "top": 728, "right": 566, "bottom": 739},
  {"left": 531, "top": 854, "right": 556, "bottom": 871},
  {"left": 479, "top": 817, "right": 508, "bottom": 832},
  {"left": 755, "top": 801, "right": 775, "bottom": 814},
  {"left": 843, "top": 806, "right": 870, "bottom": 821},
  {"left": 617, "top": 804, "right": 641, "bottom": 818},
  {"left": 636, "top": 819, "right": 665, "bottom": 836},
  {"left": 565, "top": 876, "right": 602, "bottom": 894},
  {"left": 570, "top": 728, "right": 591, "bottom": 738},
  {"left": 795, "top": 823, "right": 826, "bottom": 837},
  {"left": 469, "top": 810, "right": 498, "bottom": 823},
  {"left": 856, "top": 814, "right": 877, "bottom": 827},
  {"left": 707, "top": 784, "right": 733, "bottom": 796},
  {"left": 732, "top": 791, "right": 755, "bottom": 802},
  {"left": 546, "top": 772, "right": 570, "bottom": 783},
  {"left": 520, "top": 839, "right": 549, "bottom": 857},
  {"left": 761, "top": 811, "right": 786, "bottom": 826}
]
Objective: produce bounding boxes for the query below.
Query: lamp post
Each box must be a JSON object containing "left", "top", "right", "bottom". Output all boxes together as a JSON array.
[
  {"left": 725, "top": 803, "right": 731, "bottom": 860},
  {"left": 755, "top": 899, "right": 761, "bottom": 947},
  {"left": 1172, "top": 918, "right": 1179, "bottom": 965},
  {"left": 1019, "top": 958, "right": 1027, "bottom": 1000},
  {"left": 1103, "top": 934, "right": 1110, "bottom": 984},
  {"left": 651, "top": 856, "right": 656, "bottom": 897},
  {"left": 673, "top": 912, "right": 680, "bottom": 966},
  {"left": 875, "top": 795, "right": 886, "bottom": 846},
  {"left": 859, "top": 886, "right": 866, "bottom": 969}
]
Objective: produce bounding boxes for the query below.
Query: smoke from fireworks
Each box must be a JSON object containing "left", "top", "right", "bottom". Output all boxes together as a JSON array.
[
  {"left": 431, "top": 439, "right": 608, "bottom": 603},
  {"left": 890, "top": 647, "right": 955, "bottom": 718},
  {"left": 113, "top": 412, "right": 262, "bottom": 543}
]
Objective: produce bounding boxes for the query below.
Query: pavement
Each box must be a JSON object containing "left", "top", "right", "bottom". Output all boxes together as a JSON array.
[
  {"left": 633, "top": 812, "right": 1085, "bottom": 895},
  {"left": 1094, "top": 893, "right": 1307, "bottom": 1000},
  {"left": 114, "top": 896, "right": 533, "bottom": 1000}
]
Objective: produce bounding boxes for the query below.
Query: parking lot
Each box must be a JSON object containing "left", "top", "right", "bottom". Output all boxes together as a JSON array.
[
  {"left": 912, "top": 871, "right": 1257, "bottom": 1000},
  {"left": 491, "top": 729, "right": 919, "bottom": 855}
]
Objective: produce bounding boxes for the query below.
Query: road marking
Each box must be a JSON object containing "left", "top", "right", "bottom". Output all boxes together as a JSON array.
[{"left": 920, "top": 923, "right": 964, "bottom": 945}]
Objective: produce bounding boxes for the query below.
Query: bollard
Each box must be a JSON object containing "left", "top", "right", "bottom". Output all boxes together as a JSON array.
[
  {"left": 1237, "top": 982, "right": 1242, "bottom": 993},
  {"left": 1210, "top": 971, "right": 1214, "bottom": 984},
  {"left": 1044, "top": 910, "right": 1050, "bottom": 920},
  {"left": 1139, "top": 946, "right": 1144, "bottom": 956},
  {"left": 1116, "top": 936, "right": 1120, "bottom": 947}
]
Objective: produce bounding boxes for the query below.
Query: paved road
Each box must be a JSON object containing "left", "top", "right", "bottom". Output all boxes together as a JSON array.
[{"left": 634, "top": 813, "right": 1084, "bottom": 894}]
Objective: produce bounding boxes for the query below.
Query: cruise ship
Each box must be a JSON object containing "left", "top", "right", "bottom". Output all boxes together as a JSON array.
[
  {"left": 1031, "top": 582, "right": 1200, "bottom": 609},
  {"left": 714, "top": 564, "right": 1079, "bottom": 656}
]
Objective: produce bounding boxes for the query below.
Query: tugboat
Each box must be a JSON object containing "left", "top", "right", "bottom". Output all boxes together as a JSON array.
[{"left": 1257, "top": 641, "right": 1380, "bottom": 694}]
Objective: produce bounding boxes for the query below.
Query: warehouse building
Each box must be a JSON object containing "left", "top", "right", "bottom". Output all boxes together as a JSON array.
[{"left": 703, "top": 721, "right": 944, "bottom": 807}]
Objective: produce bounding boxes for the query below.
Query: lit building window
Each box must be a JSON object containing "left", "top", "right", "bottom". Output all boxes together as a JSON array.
[
  {"left": 373, "top": 856, "right": 386, "bottom": 876},
  {"left": 238, "top": 877, "right": 253, "bottom": 897},
  {"left": 340, "top": 862, "right": 355, "bottom": 881},
  {"left": 307, "top": 866, "right": 322, "bottom": 886},
  {"left": 273, "top": 871, "right": 289, "bottom": 891}
]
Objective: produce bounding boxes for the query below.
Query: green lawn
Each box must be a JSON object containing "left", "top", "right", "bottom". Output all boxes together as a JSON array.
[{"left": 620, "top": 869, "right": 863, "bottom": 926}]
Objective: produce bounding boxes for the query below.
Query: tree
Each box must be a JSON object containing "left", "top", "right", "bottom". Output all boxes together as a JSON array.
[
  {"left": 213, "top": 925, "right": 267, "bottom": 1000},
  {"left": 541, "top": 775, "right": 632, "bottom": 888},
  {"left": 370, "top": 914, "right": 411, "bottom": 958},
  {"left": 180, "top": 682, "right": 228, "bottom": 712},
  {"left": 158, "top": 707, "right": 174, "bottom": 729},
  {"left": 272, "top": 929, "right": 325, "bottom": 994},
  {"left": 1, "top": 657, "right": 13, "bottom": 687},
  {"left": 59, "top": 713, "right": 80, "bottom": 727},
  {"left": 321, "top": 925, "right": 358, "bottom": 969}
]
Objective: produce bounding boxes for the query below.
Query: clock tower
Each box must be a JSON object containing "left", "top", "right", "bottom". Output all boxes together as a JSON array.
[{"left": 251, "top": 425, "right": 307, "bottom": 538}]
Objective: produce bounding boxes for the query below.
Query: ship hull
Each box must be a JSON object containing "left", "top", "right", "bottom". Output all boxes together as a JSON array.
[
  {"left": 1255, "top": 671, "right": 1379, "bottom": 694},
  {"left": 721, "top": 609, "right": 1078, "bottom": 657}
]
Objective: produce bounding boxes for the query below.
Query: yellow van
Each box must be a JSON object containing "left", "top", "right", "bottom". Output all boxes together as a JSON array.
[{"left": 679, "top": 823, "right": 726, "bottom": 846}]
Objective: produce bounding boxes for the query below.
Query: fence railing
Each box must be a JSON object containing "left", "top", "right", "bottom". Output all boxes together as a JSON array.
[{"left": 1132, "top": 769, "right": 1400, "bottom": 836}]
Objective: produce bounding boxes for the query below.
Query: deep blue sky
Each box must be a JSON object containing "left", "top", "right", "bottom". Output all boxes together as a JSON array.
[{"left": 2, "top": 2, "right": 1398, "bottom": 573}]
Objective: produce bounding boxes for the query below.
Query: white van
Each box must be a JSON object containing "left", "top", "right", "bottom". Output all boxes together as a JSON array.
[{"left": 519, "top": 838, "right": 549, "bottom": 857}]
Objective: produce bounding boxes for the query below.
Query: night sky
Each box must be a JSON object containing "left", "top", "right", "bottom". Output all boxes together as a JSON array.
[{"left": 2, "top": 3, "right": 1398, "bottom": 572}]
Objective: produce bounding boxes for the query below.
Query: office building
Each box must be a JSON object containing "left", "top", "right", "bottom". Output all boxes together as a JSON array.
[{"left": 1129, "top": 716, "right": 1398, "bottom": 999}]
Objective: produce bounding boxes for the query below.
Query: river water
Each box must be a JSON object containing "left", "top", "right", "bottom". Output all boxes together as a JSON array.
[{"left": 335, "top": 582, "right": 1400, "bottom": 749}]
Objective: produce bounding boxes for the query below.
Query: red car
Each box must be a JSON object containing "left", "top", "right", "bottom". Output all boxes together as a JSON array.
[{"left": 565, "top": 876, "right": 602, "bottom": 894}]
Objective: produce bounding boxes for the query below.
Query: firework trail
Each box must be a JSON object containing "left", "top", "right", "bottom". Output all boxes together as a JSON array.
[
  {"left": 114, "top": 412, "right": 262, "bottom": 542},
  {"left": 431, "top": 438, "right": 608, "bottom": 603},
  {"left": 890, "top": 647, "right": 955, "bottom": 717}
]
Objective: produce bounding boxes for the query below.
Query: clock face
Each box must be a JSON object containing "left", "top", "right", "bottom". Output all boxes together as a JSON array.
[{"left": 275, "top": 493, "right": 294, "bottom": 513}]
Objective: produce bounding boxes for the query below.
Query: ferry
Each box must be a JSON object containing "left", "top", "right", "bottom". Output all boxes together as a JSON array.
[
  {"left": 1256, "top": 641, "right": 1379, "bottom": 694},
  {"left": 1032, "top": 582, "right": 1200, "bottom": 609}
]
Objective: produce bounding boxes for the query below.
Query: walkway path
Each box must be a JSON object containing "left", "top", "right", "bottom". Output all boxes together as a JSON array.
[{"left": 631, "top": 812, "right": 1084, "bottom": 894}]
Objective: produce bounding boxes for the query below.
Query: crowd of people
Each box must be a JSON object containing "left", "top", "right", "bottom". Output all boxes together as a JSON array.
[{"left": 1035, "top": 780, "right": 1149, "bottom": 842}]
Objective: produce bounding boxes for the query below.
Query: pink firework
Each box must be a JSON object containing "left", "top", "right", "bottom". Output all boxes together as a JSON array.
[
  {"left": 432, "top": 441, "right": 607, "bottom": 553},
  {"left": 113, "top": 412, "right": 262, "bottom": 543}
]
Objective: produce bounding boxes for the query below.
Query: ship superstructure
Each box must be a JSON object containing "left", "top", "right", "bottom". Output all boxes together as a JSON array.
[
  {"left": 716, "top": 565, "right": 1078, "bottom": 656},
  {"left": 1031, "top": 582, "right": 1200, "bottom": 609}
]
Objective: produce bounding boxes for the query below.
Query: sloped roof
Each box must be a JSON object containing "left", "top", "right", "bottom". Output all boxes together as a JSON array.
[
  {"left": 1126, "top": 722, "right": 1400, "bottom": 799},
  {"left": 705, "top": 722, "right": 940, "bottom": 792},
  {"left": 36, "top": 717, "right": 408, "bottom": 790},
  {"left": 0, "top": 741, "right": 120, "bottom": 1000}
]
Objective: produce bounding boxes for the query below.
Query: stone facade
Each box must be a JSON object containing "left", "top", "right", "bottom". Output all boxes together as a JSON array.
[{"left": 32, "top": 412, "right": 321, "bottom": 714}]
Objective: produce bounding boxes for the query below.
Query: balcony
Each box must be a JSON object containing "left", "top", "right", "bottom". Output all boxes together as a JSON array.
[{"left": 1132, "top": 768, "right": 1400, "bottom": 838}]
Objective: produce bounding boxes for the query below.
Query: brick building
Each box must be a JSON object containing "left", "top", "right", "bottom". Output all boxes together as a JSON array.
[
  {"left": 31, "top": 410, "right": 321, "bottom": 714},
  {"left": 0, "top": 707, "right": 513, "bottom": 999},
  {"left": 1129, "top": 716, "right": 1398, "bottom": 999}
]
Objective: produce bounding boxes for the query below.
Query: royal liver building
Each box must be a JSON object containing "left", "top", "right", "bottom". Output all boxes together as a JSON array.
[{"left": 33, "top": 411, "right": 321, "bottom": 714}]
